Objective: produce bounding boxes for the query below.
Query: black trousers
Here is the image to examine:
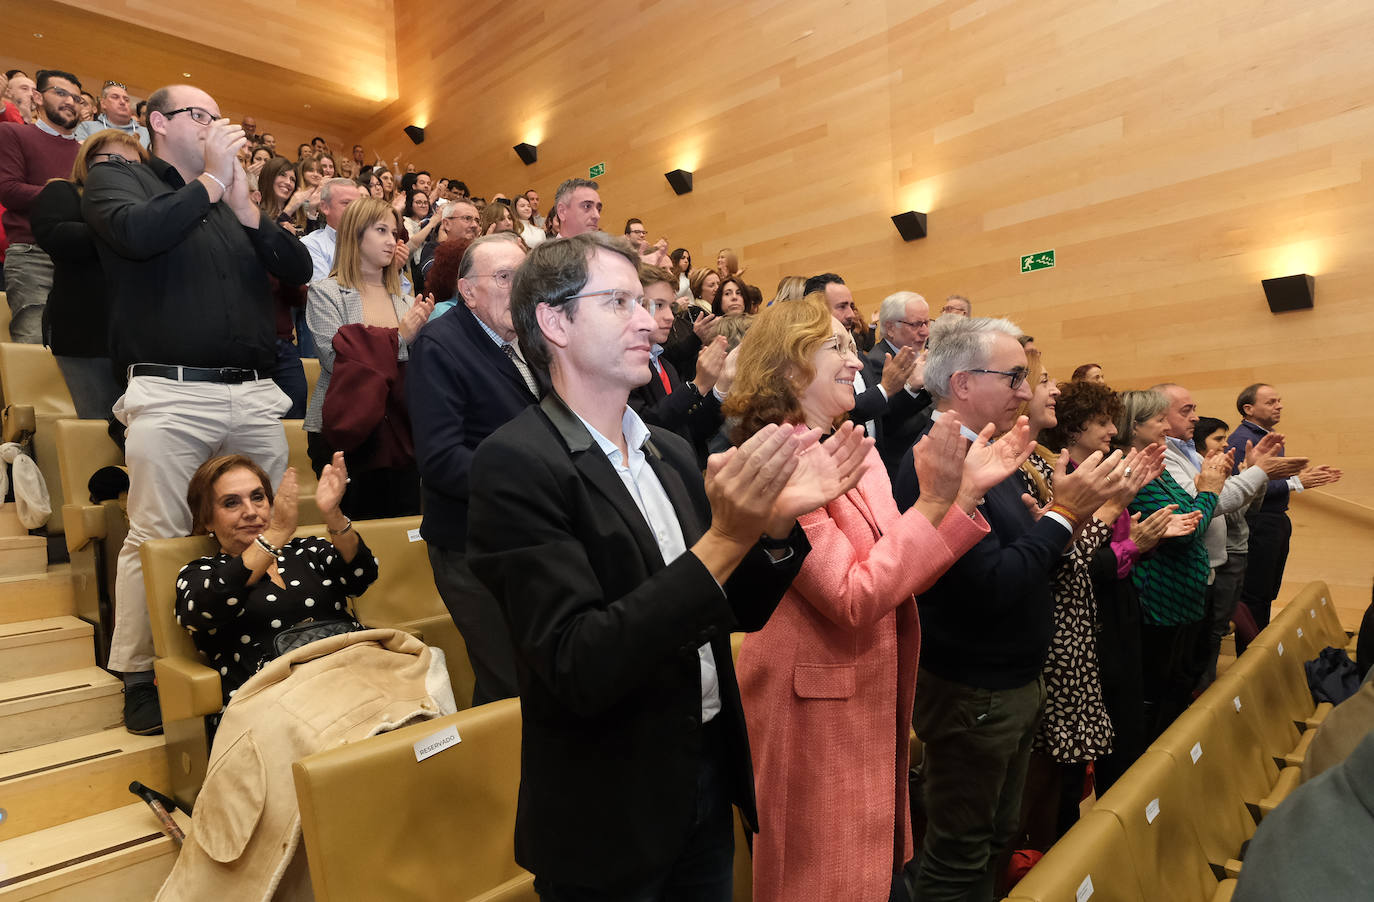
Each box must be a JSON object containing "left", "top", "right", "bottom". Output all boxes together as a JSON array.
[{"left": 1241, "top": 511, "right": 1292, "bottom": 633}]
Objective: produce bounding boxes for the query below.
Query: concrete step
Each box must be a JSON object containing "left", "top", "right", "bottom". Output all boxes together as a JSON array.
[
  {"left": 0, "top": 727, "right": 167, "bottom": 841},
  {"left": 0, "top": 801, "right": 185, "bottom": 901},
  {"left": 0, "top": 616, "right": 94, "bottom": 682},
  {"left": 0, "top": 565, "right": 77, "bottom": 625},
  {"left": 0, "top": 536, "right": 47, "bottom": 579},
  {"left": 0, "top": 666, "right": 123, "bottom": 754}
]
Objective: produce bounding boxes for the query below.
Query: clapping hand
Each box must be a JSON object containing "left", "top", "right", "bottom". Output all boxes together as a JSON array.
[
  {"left": 399, "top": 293, "right": 437, "bottom": 343},
  {"left": 766, "top": 421, "right": 872, "bottom": 535},
  {"left": 1297, "top": 464, "right": 1343, "bottom": 488},
  {"left": 267, "top": 467, "right": 300, "bottom": 544},
  {"left": 911, "top": 413, "right": 969, "bottom": 508},
  {"left": 316, "top": 452, "right": 348, "bottom": 515},
  {"left": 959, "top": 415, "right": 1035, "bottom": 504},
  {"left": 880, "top": 346, "right": 918, "bottom": 394},
  {"left": 694, "top": 336, "right": 728, "bottom": 395},
  {"left": 692, "top": 312, "right": 720, "bottom": 341},
  {"left": 1194, "top": 449, "right": 1233, "bottom": 493}
]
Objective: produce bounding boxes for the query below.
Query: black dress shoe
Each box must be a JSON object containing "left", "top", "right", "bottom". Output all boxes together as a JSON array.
[{"left": 123, "top": 682, "right": 164, "bottom": 735}]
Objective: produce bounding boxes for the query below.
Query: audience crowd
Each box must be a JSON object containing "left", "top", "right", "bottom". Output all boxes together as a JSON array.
[{"left": 0, "top": 68, "right": 1351, "bottom": 902}]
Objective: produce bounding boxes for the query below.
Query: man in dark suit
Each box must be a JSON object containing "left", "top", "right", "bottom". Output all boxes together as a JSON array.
[
  {"left": 406, "top": 232, "right": 542, "bottom": 706},
  {"left": 891, "top": 315, "right": 1121, "bottom": 902},
  {"left": 867, "top": 289, "right": 936, "bottom": 474},
  {"left": 467, "top": 233, "right": 869, "bottom": 900},
  {"left": 629, "top": 263, "right": 727, "bottom": 463}
]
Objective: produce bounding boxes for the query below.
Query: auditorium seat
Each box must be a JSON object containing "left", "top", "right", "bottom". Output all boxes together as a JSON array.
[
  {"left": 1148, "top": 705, "right": 1255, "bottom": 876},
  {"left": 293, "top": 697, "right": 535, "bottom": 901},
  {"left": 0, "top": 342, "right": 77, "bottom": 534},
  {"left": 1093, "top": 750, "right": 1236, "bottom": 901},
  {"left": 302, "top": 356, "right": 321, "bottom": 403},
  {"left": 1248, "top": 608, "right": 1333, "bottom": 733},
  {"left": 1005, "top": 809, "right": 1145, "bottom": 902},
  {"left": 142, "top": 515, "right": 472, "bottom": 808},
  {"left": 54, "top": 418, "right": 127, "bottom": 663}
]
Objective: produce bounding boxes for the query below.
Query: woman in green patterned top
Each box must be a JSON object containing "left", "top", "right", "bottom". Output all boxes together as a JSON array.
[{"left": 1116, "top": 389, "right": 1231, "bottom": 738}]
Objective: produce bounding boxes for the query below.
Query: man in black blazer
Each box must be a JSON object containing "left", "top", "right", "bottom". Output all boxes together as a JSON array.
[
  {"left": 467, "top": 233, "right": 868, "bottom": 899},
  {"left": 629, "top": 263, "right": 728, "bottom": 463},
  {"left": 866, "top": 289, "right": 937, "bottom": 475},
  {"left": 891, "top": 315, "right": 1120, "bottom": 902},
  {"left": 407, "top": 233, "right": 543, "bottom": 706}
]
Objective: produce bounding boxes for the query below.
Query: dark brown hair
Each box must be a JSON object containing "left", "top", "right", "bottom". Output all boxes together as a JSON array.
[{"left": 1042, "top": 380, "right": 1122, "bottom": 451}]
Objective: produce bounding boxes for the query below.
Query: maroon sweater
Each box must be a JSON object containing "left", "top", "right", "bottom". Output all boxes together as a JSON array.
[{"left": 0, "top": 122, "right": 80, "bottom": 244}]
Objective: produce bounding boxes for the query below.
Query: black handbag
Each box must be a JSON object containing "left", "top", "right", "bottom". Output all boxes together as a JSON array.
[{"left": 271, "top": 618, "right": 364, "bottom": 658}]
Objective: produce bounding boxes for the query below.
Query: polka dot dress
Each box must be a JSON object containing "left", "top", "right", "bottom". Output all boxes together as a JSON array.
[{"left": 175, "top": 535, "right": 380, "bottom": 706}]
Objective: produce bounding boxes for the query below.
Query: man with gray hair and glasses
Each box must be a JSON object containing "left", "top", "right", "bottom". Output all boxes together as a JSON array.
[
  {"left": 893, "top": 315, "right": 1126, "bottom": 902},
  {"left": 870, "top": 289, "right": 935, "bottom": 473},
  {"left": 406, "top": 232, "right": 538, "bottom": 707}
]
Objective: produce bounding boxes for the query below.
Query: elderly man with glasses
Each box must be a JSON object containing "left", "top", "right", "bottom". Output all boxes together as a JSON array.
[
  {"left": 75, "top": 80, "right": 150, "bottom": 147},
  {"left": 406, "top": 232, "right": 541, "bottom": 707},
  {"left": 81, "top": 83, "right": 311, "bottom": 735},
  {"left": 0, "top": 69, "right": 82, "bottom": 342},
  {"left": 892, "top": 315, "right": 1124, "bottom": 902}
]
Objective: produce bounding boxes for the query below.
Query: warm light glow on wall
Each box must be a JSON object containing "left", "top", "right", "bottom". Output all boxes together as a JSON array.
[
  {"left": 904, "top": 178, "right": 940, "bottom": 216},
  {"left": 674, "top": 145, "right": 702, "bottom": 176},
  {"left": 1270, "top": 241, "right": 1322, "bottom": 279},
  {"left": 523, "top": 124, "right": 544, "bottom": 147}
]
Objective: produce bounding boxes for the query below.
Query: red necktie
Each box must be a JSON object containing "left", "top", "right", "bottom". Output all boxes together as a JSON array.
[{"left": 657, "top": 361, "right": 672, "bottom": 394}]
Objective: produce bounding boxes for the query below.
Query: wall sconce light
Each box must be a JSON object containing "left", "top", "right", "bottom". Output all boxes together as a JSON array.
[
  {"left": 1261, "top": 274, "right": 1314, "bottom": 313},
  {"left": 514, "top": 143, "right": 538, "bottom": 165},
  {"left": 664, "top": 169, "right": 694, "bottom": 195},
  {"left": 403, "top": 125, "right": 425, "bottom": 145},
  {"left": 891, "top": 211, "right": 928, "bottom": 241}
]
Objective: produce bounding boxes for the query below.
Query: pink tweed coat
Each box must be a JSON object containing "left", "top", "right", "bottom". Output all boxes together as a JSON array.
[{"left": 738, "top": 449, "right": 988, "bottom": 902}]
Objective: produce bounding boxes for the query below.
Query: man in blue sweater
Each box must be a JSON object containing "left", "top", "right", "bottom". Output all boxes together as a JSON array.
[{"left": 893, "top": 316, "right": 1120, "bottom": 902}]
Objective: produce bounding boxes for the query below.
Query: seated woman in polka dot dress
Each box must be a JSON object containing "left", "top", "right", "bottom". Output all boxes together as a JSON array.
[{"left": 175, "top": 452, "right": 379, "bottom": 707}]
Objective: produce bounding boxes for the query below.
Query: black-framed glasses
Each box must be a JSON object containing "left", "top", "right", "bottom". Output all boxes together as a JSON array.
[
  {"left": 967, "top": 367, "right": 1029, "bottom": 390},
  {"left": 42, "top": 86, "right": 77, "bottom": 101},
  {"left": 896, "top": 318, "right": 931, "bottom": 330},
  {"left": 164, "top": 106, "right": 216, "bottom": 126}
]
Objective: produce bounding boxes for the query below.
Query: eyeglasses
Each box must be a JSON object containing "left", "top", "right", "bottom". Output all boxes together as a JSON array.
[
  {"left": 896, "top": 319, "right": 931, "bottom": 330},
  {"left": 471, "top": 269, "right": 516, "bottom": 288},
  {"left": 90, "top": 152, "right": 134, "bottom": 165},
  {"left": 163, "top": 106, "right": 216, "bottom": 126},
  {"left": 567, "top": 288, "right": 666, "bottom": 316},
  {"left": 942, "top": 304, "right": 968, "bottom": 315},
  {"left": 42, "top": 86, "right": 77, "bottom": 101},
  {"left": 967, "top": 367, "right": 1030, "bottom": 390}
]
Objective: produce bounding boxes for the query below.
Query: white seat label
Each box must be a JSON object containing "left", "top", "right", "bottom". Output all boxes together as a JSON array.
[
  {"left": 1191, "top": 742, "right": 1203, "bottom": 764},
  {"left": 1145, "top": 798, "right": 1160, "bottom": 824},
  {"left": 1077, "top": 875, "right": 1094, "bottom": 902},
  {"left": 413, "top": 724, "right": 461, "bottom": 762}
]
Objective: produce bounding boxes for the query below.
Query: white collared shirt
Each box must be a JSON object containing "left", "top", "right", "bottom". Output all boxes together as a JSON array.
[{"left": 575, "top": 406, "right": 721, "bottom": 722}]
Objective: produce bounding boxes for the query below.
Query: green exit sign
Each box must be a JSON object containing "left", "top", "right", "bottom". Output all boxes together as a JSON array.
[
  {"left": 1021, "top": 249, "right": 1055, "bottom": 272},
  {"left": 589, "top": 162, "right": 606, "bottom": 178}
]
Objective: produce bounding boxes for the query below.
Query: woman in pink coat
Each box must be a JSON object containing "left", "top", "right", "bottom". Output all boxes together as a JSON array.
[{"left": 723, "top": 297, "right": 1033, "bottom": 901}]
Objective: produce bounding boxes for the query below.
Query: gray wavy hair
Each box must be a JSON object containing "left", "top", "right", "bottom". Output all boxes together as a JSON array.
[{"left": 924, "top": 316, "right": 1023, "bottom": 401}]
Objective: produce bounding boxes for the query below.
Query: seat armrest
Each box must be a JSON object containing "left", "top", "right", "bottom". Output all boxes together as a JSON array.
[
  {"left": 153, "top": 656, "right": 224, "bottom": 720},
  {"left": 62, "top": 503, "right": 108, "bottom": 553},
  {"left": 1259, "top": 764, "right": 1303, "bottom": 817},
  {"left": 468, "top": 872, "right": 536, "bottom": 902},
  {"left": 2, "top": 404, "right": 35, "bottom": 442},
  {"left": 1305, "top": 701, "right": 1333, "bottom": 730},
  {"left": 1224, "top": 858, "right": 1243, "bottom": 879},
  {"left": 1283, "top": 727, "right": 1316, "bottom": 768}
]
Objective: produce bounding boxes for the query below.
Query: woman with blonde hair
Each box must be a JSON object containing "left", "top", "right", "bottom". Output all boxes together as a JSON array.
[
  {"left": 30, "top": 129, "right": 145, "bottom": 418},
  {"left": 689, "top": 267, "right": 720, "bottom": 317},
  {"left": 305, "top": 198, "right": 435, "bottom": 518},
  {"left": 726, "top": 295, "right": 1032, "bottom": 902},
  {"left": 770, "top": 274, "right": 807, "bottom": 305},
  {"left": 512, "top": 193, "right": 544, "bottom": 247},
  {"left": 715, "top": 247, "right": 745, "bottom": 279}
]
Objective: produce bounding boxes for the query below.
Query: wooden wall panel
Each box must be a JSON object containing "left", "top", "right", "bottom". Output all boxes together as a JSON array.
[{"left": 353, "top": 0, "right": 1374, "bottom": 618}]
